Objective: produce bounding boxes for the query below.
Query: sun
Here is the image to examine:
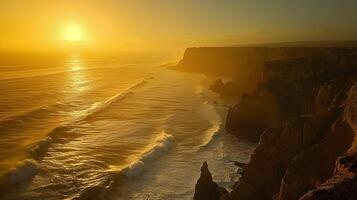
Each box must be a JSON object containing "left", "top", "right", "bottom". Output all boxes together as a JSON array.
[{"left": 64, "top": 25, "right": 83, "bottom": 41}]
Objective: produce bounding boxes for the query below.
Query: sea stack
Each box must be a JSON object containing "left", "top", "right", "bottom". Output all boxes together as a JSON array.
[{"left": 194, "top": 161, "right": 227, "bottom": 200}]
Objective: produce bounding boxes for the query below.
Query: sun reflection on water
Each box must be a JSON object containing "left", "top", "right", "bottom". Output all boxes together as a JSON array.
[{"left": 67, "top": 55, "right": 89, "bottom": 93}]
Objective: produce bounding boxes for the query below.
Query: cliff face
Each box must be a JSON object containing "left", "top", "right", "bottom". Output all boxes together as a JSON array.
[
  {"left": 297, "top": 82, "right": 357, "bottom": 200},
  {"left": 174, "top": 47, "right": 341, "bottom": 94},
  {"left": 179, "top": 46, "right": 357, "bottom": 199},
  {"left": 226, "top": 51, "right": 357, "bottom": 140},
  {"left": 219, "top": 51, "right": 357, "bottom": 200}
]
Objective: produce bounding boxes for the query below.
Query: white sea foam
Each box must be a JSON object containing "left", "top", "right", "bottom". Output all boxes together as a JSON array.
[
  {"left": 197, "top": 101, "right": 223, "bottom": 149},
  {"left": 122, "top": 132, "right": 174, "bottom": 177},
  {"left": 198, "top": 124, "right": 222, "bottom": 149}
]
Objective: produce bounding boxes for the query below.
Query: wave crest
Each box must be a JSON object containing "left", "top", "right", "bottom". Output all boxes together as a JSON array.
[
  {"left": 75, "top": 132, "right": 174, "bottom": 199},
  {"left": 74, "top": 79, "right": 148, "bottom": 122},
  {"left": 196, "top": 102, "right": 222, "bottom": 149},
  {"left": 122, "top": 132, "right": 174, "bottom": 177}
]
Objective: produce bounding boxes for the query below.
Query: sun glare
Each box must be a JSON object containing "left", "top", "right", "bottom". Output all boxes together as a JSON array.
[{"left": 64, "top": 25, "right": 83, "bottom": 41}]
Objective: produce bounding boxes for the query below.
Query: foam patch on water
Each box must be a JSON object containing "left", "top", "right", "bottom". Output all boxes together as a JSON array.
[{"left": 122, "top": 132, "right": 174, "bottom": 178}]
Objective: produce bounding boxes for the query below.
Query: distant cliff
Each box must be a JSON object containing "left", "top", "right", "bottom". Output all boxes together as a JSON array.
[{"left": 174, "top": 47, "right": 348, "bottom": 95}]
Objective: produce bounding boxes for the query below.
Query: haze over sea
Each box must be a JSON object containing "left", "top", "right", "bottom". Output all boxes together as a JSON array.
[{"left": 0, "top": 53, "right": 255, "bottom": 199}]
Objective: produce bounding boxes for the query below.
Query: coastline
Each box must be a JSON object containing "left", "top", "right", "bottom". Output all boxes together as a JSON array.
[{"left": 174, "top": 46, "right": 357, "bottom": 200}]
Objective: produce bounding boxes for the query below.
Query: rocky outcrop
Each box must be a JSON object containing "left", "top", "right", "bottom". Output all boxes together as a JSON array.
[
  {"left": 194, "top": 162, "right": 227, "bottom": 200},
  {"left": 210, "top": 79, "right": 242, "bottom": 97}
]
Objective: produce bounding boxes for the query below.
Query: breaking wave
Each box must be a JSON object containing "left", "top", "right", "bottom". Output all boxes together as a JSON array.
[
  {"left": 74, "top": 132, "right": 174, "bottom": 200},
  {"left": 121, "top": 132, "right": 174, "bottom": 177},
  {"left": 198, "top": 124, "right": 222, "bottom": 149},
  {"left": 1, "top": 78, "right": 152, "bottom": 196},
  {"left": 75, "top": 78, "right": 148, "bottom": 121},
  {"left": 196, "top": 101, "right": 222, "bottom": 149}
]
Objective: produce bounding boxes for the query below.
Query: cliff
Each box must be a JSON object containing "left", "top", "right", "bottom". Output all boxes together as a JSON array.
[
  {"left": 226, "top": 51, "right": 357, "bottom": 140},
  {"left": 174, "top": 47, "right": 351, "bottom": 95},
  {"left": 194, "top": 49, "right": 357, "bottom": 200},
  {"left": 176, "top": 45, "right": 357, "bottom": 199}
]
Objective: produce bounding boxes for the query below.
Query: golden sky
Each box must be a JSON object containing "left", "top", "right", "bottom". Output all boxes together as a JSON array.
[{"left": 1, "top": 0, "right": 357, "bottom": 55}]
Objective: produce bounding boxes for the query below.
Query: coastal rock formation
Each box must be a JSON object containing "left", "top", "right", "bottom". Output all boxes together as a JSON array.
[
  {"left": 186, "top": 47, "right": 357, "bottom": 200},
  {"left": 226, "top": 51, "right": 357, "bottom": 140},
  {"left": 299, "top": 154, "right": 357, "bottom": 200},
  {"left": 294, "top": 82, "right": 357, "bottom": 200},
  {"left": 235, "top": 116, "right": 332, "bottom": 199},
  {"left": 210, "top": 79, "right": 241, "bottom": 97},
  {"left": 194, "top": 162, "right": 227, "bottom": 200},
  {"left": 224, "top": 51, "right": 357, "bottom": 200}
]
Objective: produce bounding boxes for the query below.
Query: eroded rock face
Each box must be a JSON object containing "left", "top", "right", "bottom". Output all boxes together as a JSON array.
[
  {"left": 220, "top": 52, "right": 357, "bottom": 200},
  {"left": 226, "top": 51, "right": 357, "bottom": 142},
  {"left": 297, "top": 82, "right": 357, "bottom": 200},
  {"left": 278, "top": 118, "right": 355, "bottom": 200},
  {"left": 299, "top": 153, "right": 357, "bottom": 200},
  {"left": 273, "top": 80, "right": 357, "bottom": 200},
  {"left": 234, "top": 116, "right": 331, "bottom": 199},
  {"left": 194, "top": 162, "right": 227, "bottom": 200}
]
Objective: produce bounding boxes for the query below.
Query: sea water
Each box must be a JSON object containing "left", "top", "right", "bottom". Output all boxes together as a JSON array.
[{"left": 0, "top": 54, "right": 255, "bottom": 200}]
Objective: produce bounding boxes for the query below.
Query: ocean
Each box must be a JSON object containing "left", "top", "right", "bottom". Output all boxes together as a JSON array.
[{"left": 0, "top": 53, "right": 255, "bottom": 200}]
